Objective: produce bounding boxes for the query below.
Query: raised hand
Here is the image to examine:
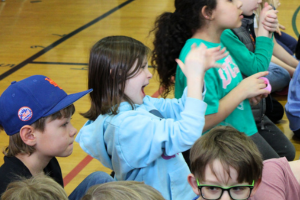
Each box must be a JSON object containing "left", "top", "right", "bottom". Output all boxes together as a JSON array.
[
  {"left": 175, "top": 43, "right": 228, "bottom": 79},
  {"left": 260, "top": 2, "right": 278, "bottom": 33}
]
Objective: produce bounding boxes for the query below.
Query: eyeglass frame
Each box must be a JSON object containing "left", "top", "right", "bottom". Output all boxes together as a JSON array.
[{"left": 196, "top": 179, "right": 255, "bottom": 200}]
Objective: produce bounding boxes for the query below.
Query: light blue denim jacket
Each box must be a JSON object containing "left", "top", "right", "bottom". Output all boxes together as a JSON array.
[{"left": 76, "top": 87, "right": 207, "bottom": 200}]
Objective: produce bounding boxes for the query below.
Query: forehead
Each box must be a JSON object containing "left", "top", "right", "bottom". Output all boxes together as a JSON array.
[{"left": 203, "top": 159, "right": 240, "bottom": 186}]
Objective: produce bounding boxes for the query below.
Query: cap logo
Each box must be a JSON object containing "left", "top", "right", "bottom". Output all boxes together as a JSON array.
[
  {"left": 45, "top": 78, "right": 62, "bottom": 89},
  {"left": 18, "top": 107, "right": 33, "bottom": 121}
]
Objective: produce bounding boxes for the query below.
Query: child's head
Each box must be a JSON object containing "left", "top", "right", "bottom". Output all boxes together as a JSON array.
[
  {"left": 82, "top": 36, "right": 151, "bottom": 120},
  {"left": 1, "top": 175, "right": 68, "bottom": 200},
  {"left": 0, "top": 75, "right": 92, "bottom": 157},
  {"left": 151, "top": 0, "right": 242, "bottom": 97},
  {"left": 240, "top": 0, "right": 262, "bottom": 16},
  {"left": 81, "top": 181, "right": 165, "bottom": 200},
  {"left": 188, "top": 126, "right": 263, "bottom": 200}
]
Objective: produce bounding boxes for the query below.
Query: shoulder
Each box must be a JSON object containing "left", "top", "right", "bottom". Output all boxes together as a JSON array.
[
  {"left": 0, "top": 156, "right": 31, "bottom": 195},
  {"left": 221, "top": 29, "right": 236, "bottom": 39}
]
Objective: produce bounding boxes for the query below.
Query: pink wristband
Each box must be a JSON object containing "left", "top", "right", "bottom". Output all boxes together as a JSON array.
[{"left": 259, "top": 77, "right": 272, "bottom": 92}]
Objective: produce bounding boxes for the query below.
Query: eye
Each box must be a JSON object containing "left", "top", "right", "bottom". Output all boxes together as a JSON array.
[
  {"left": 207, "top": 186, "right": 219, "bottom": 191},
  {"left": 62, "top": 122, "right": 69, "bottom": 127},
  {"left": 232, "top": 186, "right": 247, "bottom": 191}
]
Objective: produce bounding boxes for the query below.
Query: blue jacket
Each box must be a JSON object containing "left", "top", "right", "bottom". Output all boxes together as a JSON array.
[
  {"left": 75, "top": 88, "right": 207, "bottom": 200},
  {"left": 285, "top": 62, "right": 300, "bottom": 131}
]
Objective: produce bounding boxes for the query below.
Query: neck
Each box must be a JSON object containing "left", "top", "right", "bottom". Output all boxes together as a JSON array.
[
  {"left": 16, "top": 152, "right": 52, "bottom": 176},
  {"left": 192, "top": 24, "right": 224, "bottom": 43}
]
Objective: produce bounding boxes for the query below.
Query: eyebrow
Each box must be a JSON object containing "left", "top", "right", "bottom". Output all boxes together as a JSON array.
[{"left": 201, "top": 180, "right": 241, "bottom": 186}]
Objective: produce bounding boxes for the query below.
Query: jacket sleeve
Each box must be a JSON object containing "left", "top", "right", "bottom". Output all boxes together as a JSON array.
[
  {"left": 221, "top": 29, "right": 274, "bottom": 76},
  {"left": 115, "top": 97, "right": 207, "bottom": 169},
  {"left": 146, "top": 86, "right": 206, "bottom": 120}
]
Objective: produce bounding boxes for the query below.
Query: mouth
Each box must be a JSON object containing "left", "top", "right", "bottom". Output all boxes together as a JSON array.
[
  {"left": 239, "top": 12, "right": 244, "bottom": 18},
  {"left": 141, "top": 84, "right": 148, "bottom": 96}
]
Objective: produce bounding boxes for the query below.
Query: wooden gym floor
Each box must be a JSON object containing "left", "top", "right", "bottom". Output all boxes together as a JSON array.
[{"left": 0, "top": 0, "right": 299, "bottom": 195}]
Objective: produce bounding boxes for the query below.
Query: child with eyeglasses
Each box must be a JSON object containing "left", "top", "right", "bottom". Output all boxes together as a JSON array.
[
  {"left": 188, "top": 125, "right": 300, "bottom": 200},
  {"left": 188, "top": 126, "right": 262, "bottom": 200}
]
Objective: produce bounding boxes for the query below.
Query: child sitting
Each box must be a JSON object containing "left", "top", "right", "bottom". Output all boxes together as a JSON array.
[
  {"left": 76, "top": 35, "right": 227, "bottom": 200},
  {"left": 188, "top": 126, "right": 300, "bottom": 200},
  {"left": 285, "top": 62, "right": 300, "bottom": 138},
  {"left": 81, "top": 181, "right": 165, "bottom": 200},
  {"left": 0, "top": 75, "right": 114, "bottom": 199},
  {"left": 1, "top": 175, "right": 68, "bottom": 200}
]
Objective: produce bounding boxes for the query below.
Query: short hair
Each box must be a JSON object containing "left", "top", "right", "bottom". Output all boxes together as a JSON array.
[
  {"left": 81, "top": 181, "right": 165, "bottom": 200},
  {"left": 2, "top": 104, "right": 75, "bottom": 157},
  {"left": 190, "top": 126, "right": 263, "bottom": 184},
  {"left": 1, "top": 175, "right": 68, "bottom": 200}
]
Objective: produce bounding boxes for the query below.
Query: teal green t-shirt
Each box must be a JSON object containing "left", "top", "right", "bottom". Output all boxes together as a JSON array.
[{"left": 175, "top": 38, "right": 257, "bottom": 136}]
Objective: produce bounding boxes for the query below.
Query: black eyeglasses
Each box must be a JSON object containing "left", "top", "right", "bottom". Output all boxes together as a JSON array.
[{"left": 197, "top": 180, "right": 254, "bottom": 200}]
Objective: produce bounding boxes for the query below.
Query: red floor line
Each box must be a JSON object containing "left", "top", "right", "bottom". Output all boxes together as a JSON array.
[
  {"left": 63, "top": 86, "right": 164, "bottom": 186},
  {"left": 63, "top": 155, "right": 93, "bottom": 186}
]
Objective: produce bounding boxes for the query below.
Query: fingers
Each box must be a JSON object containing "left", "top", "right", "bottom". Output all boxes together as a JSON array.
[
  {"left": 279, "top": 24, "right": 285, "bottom": 30},
  {"left": 175, "top": 59, "right": 185, "bottom": 71},
  {"left": 252, "top": 71, "right": 269, "bottom": 78}
]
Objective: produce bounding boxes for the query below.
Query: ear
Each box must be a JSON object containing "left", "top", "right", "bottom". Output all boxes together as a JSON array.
[
  {"left": 250, "top": 178, "right": 262, "bottom": 196},
  {"left": 188, "top": 173, "right": 200, "bottom": 196},
  {"left": 201, "top": 6, "right": 214, "bottom": 20},
  {"left": 19, "top": 125, "right": 37, "bottom": 146}
]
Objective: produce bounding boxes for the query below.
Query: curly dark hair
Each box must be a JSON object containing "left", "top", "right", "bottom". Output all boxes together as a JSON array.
[{"left": 151, "top": 0, "right": 217, "bottom": 97}]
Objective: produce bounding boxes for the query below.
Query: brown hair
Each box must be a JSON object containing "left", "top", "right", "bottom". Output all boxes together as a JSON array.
[
  {"left": 81, "top": 36, "right": 151, "bottom": 120},
  {"left": 81, "top": 181, "right": 165, "bottom": 200},
  {"left": 190, "top": 126, "right": 263, "bottom": 184},
  {"left": 3, "top": 104, "right": 75, "bottom": 157},
  {"left": 1, "top": 175, "right": 68, "bottom": 200}
]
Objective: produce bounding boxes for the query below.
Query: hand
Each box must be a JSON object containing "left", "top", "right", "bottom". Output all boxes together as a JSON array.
[
  {"left": 248, "top": 93, "right": 268, "bottom": 106},
  {"left": 238, "top": 71, "right": 271, "bottom": 99},
  {"left": 275, "top": 24, "right": 286, "bottom": 36},
  {"left": 176, "top": 43, "right": 228, "bottom": 79},
  {"left": 260, "top": 2, "right": 278, "bottom": 32}
]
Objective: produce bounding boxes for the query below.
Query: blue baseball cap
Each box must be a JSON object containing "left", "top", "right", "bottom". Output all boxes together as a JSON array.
[{"left": 0, "top": 75, "right": 92, "bottom": 136}]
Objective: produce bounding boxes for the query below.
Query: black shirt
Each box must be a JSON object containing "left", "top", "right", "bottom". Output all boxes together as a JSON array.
[{"left": 0, "top": 156, "right": 63, "bottom": 195}]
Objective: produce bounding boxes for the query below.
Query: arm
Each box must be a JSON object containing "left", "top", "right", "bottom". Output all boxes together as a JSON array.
[
  {"left": 273, "top": 38, "right": 299, "bottom": 68},
  {"left": 147, "top": 85, "right": 206, "bottom": 120},
  {"left": 203, "top": 71, "right": 269, "bottom": 132},
  {"left": 118, "top": 97, "right": 207, "bottom": 168},
  {"left": 271, "top": 55, "right": 295, "bottom": 76},
  {"left": 221, "top": 30, "right": 273, "bottom": 76}
]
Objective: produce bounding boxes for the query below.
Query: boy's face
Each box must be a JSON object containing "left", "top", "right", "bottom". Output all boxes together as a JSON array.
[
  {"left": 240, "top": 0, "right": 262, "bottom": 16},
  {"left": 34, "top": 116, "right": 77, "bottom": 158},
  {"left": 188, "top": 159, "right": 258, "bottom": 200}
]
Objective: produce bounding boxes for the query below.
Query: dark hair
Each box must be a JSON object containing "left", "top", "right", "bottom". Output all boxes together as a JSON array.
[
  {"left": 190, "top": 126, "right": 263, "bottom": 184},
  {"left": 151, "top": 0, "right": 217, "bottom": 97},
  {"left": 82, "top": 36, "right": 151, "bottom": 120},
  {"left": 3, "top": 104, "right": 75, "bottom": 157}
]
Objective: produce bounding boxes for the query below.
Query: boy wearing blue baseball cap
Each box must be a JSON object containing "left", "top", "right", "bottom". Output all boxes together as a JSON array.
[{"left": 0, "top": 75, "right": 113, "bottom": 199}]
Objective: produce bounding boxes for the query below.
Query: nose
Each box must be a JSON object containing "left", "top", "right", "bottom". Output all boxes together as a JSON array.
[
  {"left": 237, "top": 0, "right": 243, "bottom": 9},
  {"left": 70, "top": 124, "right": 77, "bottom": 137},
  {"left": 147, "top": 68, "right": 153, "bottom": 79},
  {"left": 220, "top": 191, "right": 231, "bottom": 200}
]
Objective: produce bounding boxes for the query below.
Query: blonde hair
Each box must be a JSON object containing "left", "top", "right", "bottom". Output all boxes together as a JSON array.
[
  {"left": 1, "top": 175, "right": 68, "bottom": 200},
  {"left": 81, "top": 181, "right": 165, "bottom": 200},
  {"left": 255, "top": 0, "right": 278, "bottom": 18}
]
